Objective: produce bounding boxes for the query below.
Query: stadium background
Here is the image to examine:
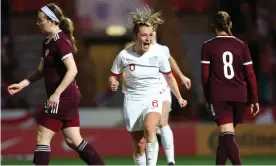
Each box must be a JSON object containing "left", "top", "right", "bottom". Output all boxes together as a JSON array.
[{"left": 1, "top": 0, "right": 276, "bottom": 165}]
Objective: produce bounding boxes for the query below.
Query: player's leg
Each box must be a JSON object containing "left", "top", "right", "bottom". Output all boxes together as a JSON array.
[
  {"left": 130, "top": 131, "right": 147, "bottom": 165},
  {"left": 62, "top": 115, "right": 104, "bottom": 165},
  {"left": 160, "top": 100, "right": 175, "bottom": 165},
  {"left": 124, "top": 98, "right": 146, "bottom": 165},
  {"left": 212, "top": 102, "right": 242, "bottom": 165},
  {"left": 144, "top": 98, "right": 162, "bottom": 166},
  {"left": 33, "top": 115, "right": 60, "bottom": 165}
]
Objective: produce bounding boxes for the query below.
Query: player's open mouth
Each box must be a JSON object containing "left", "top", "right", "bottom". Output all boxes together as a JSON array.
[{"left": 142, "top": 42, "right": 150, "bottom": 49}]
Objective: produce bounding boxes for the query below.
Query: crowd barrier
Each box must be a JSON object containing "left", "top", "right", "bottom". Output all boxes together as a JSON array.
[
  {"left": 196, "top": 124, "right": 276, "bottom": 155},
  {"left": 2, "top": 123, "right": 275, "bottom": 157}
]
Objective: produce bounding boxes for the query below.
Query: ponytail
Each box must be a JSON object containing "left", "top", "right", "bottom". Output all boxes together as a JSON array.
[
  {"left": 212, "top": 11, "right": 233, "bottom": 36},
  {"left": 59, "top": 17, "right": 77, "bottom": 53},
  {"left": 222, "top": 22, "right": 232, "bottom": 36}
]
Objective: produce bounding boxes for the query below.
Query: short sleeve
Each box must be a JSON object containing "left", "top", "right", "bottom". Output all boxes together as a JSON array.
[
  {"left": 201, "top": 44, "right": 210, "bottom": 64},
  {"left": 111, "top": 54, "right": 123, "bottom": 76},
  {"left": 163, "top": 46, "right": 171, "bottom": 59},
  {"left": 243, "top": 43, "right": 253, "bottom": 66},
  {"left": 56, "top": 39, "right": 73, "bottom": 61},
  {"left": 159, "top": 55, "right": 171, "bottom": 74}
]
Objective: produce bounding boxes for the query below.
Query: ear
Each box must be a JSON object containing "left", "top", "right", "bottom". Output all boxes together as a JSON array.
[
  {"left": 132, "top": 32, "right": 137, "bottom": 41},
  {"left": 229, "top": 21, "right": 233, "bottom": 29}
]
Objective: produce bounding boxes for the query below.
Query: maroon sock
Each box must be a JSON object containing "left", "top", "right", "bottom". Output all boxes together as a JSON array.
[
  {"left": 32, "top": 145, "right": 51, "bottom": 165},
  {"left": 77, "top": 140, "right": 105, "bottom": 165},
  {"left": 216, "top": 134, "right": 228, "bottom": 165},
  {"left": 221, "top": 132, "right": 242, "bottom": 165}
]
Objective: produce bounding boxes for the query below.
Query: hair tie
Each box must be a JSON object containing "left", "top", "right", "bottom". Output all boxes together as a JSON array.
[{"left": 41, "top": 6, "right": 60, "bottom": 23}]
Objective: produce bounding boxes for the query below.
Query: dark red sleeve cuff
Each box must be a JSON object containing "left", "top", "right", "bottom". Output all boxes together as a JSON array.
[
  {"left": 160, "top": 71, "right": 172, "bottom": 75},
  {"left": 110, "top": 71, "right": 122, "bottom": 77}
]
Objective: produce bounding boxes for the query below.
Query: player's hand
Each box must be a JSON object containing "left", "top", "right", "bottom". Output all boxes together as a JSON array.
[
  {"left": 7, "top": 83, "right": 23, "bottom": 95},
  {"left": 46, "top": 92, "right": 60, "bottom": 114},
  {"left": 180, "top": 75, "right": 191, "bottom": 90},
  {"left": 178, "top": 98, "right": 188, "bottom": 108},
  {"left": 251, "top": 103, "right": 260, "bottom": 117},
  {"left": 109, "top": 77, "right": 119, "bottom": 91}
]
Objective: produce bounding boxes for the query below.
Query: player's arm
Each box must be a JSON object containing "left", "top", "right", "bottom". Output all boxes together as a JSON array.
[
  {"left": 243, "top": 43, "right": 259, "bottom": 116},
  {"left": 109, "top": 53, "right": 123, "bottom": 91},
  {"left": 8, "top": 59, "right": 45, "bottom": 95},
  {"left": 168, "top": 56, "right": 191, "bottom": 89},
  {"left": 54, "top": 56, "right": 78, "bottom": 95},
  {"left": 163, "top": 72, "right": 182, "bottom": 100},
  {"left": 54, "top": 39, "right": 78, "bottom": 96},
  {"left": 21, "top": 59, "right": 45, "bottom": 87},
  {"left": 160, "top": 56, "right": 187, "bottom": 107},
  {"left": 200, "top": 44, "right": 210, "bottom": 103}
]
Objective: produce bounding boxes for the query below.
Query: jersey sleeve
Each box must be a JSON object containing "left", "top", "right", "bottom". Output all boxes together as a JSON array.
[
  {"left": 56, "top": 39, "right": 73, "bottom": 61},
  {"left": 242, "top": 43, "right": 253, "bottom": 65},
  {"left": 111, "top": 53, "right": 123, "bottom": 76},
  {"left": 201, "top": 44, "right": 210, "bottom": 64},
  {"left": 159, "top": 55, "right": 172, "bottom": 74},
  {"left": 243, "top": 43, "right": 258, "bottom": 103},
  {"left": 163, "top": 46, "right": 171, "bottom": 59}
]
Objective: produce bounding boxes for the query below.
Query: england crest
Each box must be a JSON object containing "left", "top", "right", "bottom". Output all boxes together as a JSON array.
[{"left": 149, "top": 56, "right": 158, "bottom": 65}]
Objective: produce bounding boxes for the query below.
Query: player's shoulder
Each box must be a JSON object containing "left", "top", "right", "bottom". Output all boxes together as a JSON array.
[
  {"left": 203, "top": 36, "right": 246, "bottom": 50},
  {"left": 204, "top": 35, "right": 244, "bottom": 44},
  {"left": 152, "top": 43, "right": 169, "bottom": 51},
  {"left": 54, "top": 31, "right": 70, "bottom": 42},
  {"left": 118, "top": 46, "right": 133, "bottom": 58},
  {"left": 44, "top": 31, "right": 70, "bottom": 46}
]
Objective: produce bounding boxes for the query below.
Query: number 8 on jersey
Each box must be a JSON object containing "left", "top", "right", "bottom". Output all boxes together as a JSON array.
[{"left": 222, "top": 51, "right": 234, "bottom": 79}]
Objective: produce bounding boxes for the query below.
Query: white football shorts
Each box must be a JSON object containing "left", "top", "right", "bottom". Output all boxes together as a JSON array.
[{"left": 123, "top": 95, "right": 162, "bottom": 132}]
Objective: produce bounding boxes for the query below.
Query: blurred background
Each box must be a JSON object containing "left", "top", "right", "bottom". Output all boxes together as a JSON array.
[{"left": 1, "top": 0, "right": 276, "bottom": 165}]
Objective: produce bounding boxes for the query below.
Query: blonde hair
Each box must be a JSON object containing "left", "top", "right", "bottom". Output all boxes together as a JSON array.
[
  {"left": 45, "top": 3, "right": 77, "bottom": 53},
  {"left": 129, "top": 6, "right": 164, "bottom": 34},
  {"left": 211, "top": 11, "right": 232, "bottom": 36},
  {"left": 124, "top": 42, "right": 135, "bottom": 49}
]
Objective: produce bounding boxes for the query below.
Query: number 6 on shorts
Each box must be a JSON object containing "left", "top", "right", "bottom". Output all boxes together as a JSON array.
[{"left": 152, "top": 100, "right": 158, "bottom": 107}]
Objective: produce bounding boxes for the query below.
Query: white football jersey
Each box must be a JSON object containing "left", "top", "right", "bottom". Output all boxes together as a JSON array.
[
  {"left": 111, "top": 44, "right": 171, "bottom": 99},
  {"left": 153, "top": 43, "right": 171, "bottom": 90}
]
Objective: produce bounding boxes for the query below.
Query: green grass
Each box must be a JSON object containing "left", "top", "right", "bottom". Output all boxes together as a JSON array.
[{"left": 2, "top": 156, "right": 276, "bottom": 165}]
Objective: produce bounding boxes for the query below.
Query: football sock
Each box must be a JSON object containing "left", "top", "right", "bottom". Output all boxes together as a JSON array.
[
  {"left": 32, "top": 145, "right": 51, "bottom": 165},
  {"left": 133, "top": 152, "right": 146, "bottom": 165},
  {"left": 221, "top": 132, "right": 242, "bottom": 165},
  {"left": 146, "top": 140, "right": 159, "bottom": 166},
  {"left": 77, "top": 140, "right": 105, "bottom": 165},
  {"left": 216, "top": 133, "right": 228, "bottom": 165},
  {"left": 160, "top": 125, "right": 175, "bottom": 164}
]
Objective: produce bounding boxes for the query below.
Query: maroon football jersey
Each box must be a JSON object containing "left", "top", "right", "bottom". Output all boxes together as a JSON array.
[
  {"left": 42, "top": 31, "right": 81, "bottom": 99},
  {"left": 201, "top": 36, "right": 253, "bottom": 103}
]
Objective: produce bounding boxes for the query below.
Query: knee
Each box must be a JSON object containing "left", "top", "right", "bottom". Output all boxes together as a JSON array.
[
  {"left": 133, "top": 140, "right": 146, "bottom": 156},
  {"left": 64, "top": 137, "right": 76, "bottom": 149},
  {"left": 36, "top": 130, "right": 51, "bottom": 145},
  {"left": 144, "top": 125, "right": 157, "bottom": 139},
  {"left": 160, "top": 118, "right": 168, "bottom": 127}
]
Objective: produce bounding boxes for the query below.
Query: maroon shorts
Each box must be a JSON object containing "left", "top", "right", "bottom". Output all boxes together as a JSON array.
[
  {"left": 36, "top": 98, "right": 80, "bottom": 132},
  {"left": 210, "top": 102, "right": 247, "bottom": 126}
]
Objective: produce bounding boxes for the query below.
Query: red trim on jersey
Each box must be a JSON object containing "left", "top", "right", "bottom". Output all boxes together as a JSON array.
[
  {"left": 110, "top": 71, "right": 122, "bottom": 77},
  {"left": 201, "top": 64, "right": 210, "bottom": 102},
  {"left": 245, "top": 65, "right": 258, "bottom": 103},
  {"left": 160, "top": 71, "right": 172, "bottom": 75}
]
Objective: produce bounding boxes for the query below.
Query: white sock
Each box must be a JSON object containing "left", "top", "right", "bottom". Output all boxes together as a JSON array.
[
  {"left": 160, "top": 125, "right": 175, "bottom": 164},
  {"left": 146, "top": 141, "right": 159, "bottom": 166},
  {"left": 133, "top": 152, "right": 146, "bottom": 166},
  {"left": 156, "top": 127, "right": 161, "bottom": 135}
]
